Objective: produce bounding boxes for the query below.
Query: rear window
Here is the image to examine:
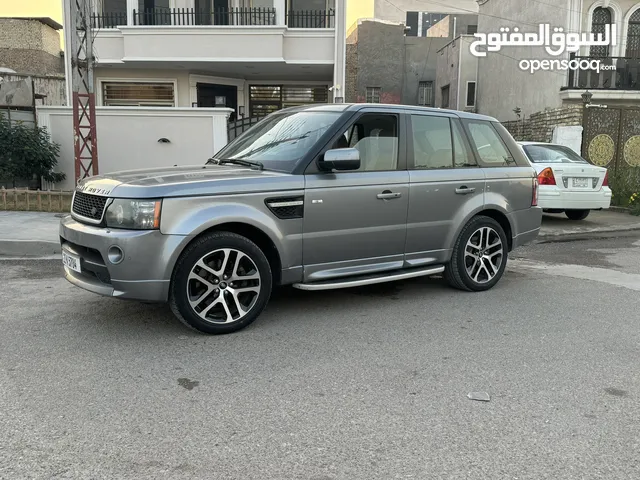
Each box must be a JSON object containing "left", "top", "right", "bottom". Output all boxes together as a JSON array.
[{"left": 522, "top": 144, "right": 588, "bottom": 164}]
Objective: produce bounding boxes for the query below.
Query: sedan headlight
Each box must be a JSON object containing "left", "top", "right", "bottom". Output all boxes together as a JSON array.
[{"left": 105, "top": 199, "right": 162, "bottom": 229}]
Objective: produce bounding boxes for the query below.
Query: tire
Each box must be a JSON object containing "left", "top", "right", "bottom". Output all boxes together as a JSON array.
[
  {"left": 565, "top": 209, "right": 590, "bottom": 221},
  {"left": 444, "top": 215, "right": 509, "bottom": 292},
  {"left": 169, "top": 232, "right": 272, "bottom": 334}
]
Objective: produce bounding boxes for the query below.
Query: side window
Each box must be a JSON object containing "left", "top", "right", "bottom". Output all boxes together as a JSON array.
[
  {"left": 451, "top": 120, "right": 477, "bottom": 167},
  {"left": 333, "top": 114, "right": 399, "bottom": 171},
  {"left": 411, "top": 115, "right": 452, "bottom": 169},
  {"left": 465, "top": 121, "right": 515, "bottom": 166}
]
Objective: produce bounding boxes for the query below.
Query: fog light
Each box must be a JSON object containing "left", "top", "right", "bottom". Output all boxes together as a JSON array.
[{"left": 108, "top": 245, "right": 124, "bottom": 265}]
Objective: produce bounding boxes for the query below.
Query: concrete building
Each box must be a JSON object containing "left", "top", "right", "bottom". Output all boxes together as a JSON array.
[
  {"left": 62, "top": 0, "right": 347, "bottom": 120},
  {"left": 346, "top": 0, "right": 478, "bottom": 34},
  {"left": 0, "top": 17, "right": 64, "bottom": 75},
  {"left": 435, "top": 34, "right": 478, "bottom": 111},
  {"left": 476, "top": 0, "right": 640, "bottom": 121},
  {"left": 345, "top": 19, "right": 450, "bottom": 105}
]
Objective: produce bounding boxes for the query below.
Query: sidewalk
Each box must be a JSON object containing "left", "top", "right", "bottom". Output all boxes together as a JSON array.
[
  {"left": 538, "top": 210, "right": 640, "bottom": 240},
  {"left": 0, "top": 211, "right": 62, "bottom": 256},
  {"left": 1, "top": 209, "right": 640, "bottom": 257}
]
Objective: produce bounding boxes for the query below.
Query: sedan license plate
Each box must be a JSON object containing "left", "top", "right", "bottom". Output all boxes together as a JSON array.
[
  {"left": 62, "top": 250, "right": 81, "bottom": 273},
  {"left": 572, "top": 177, "right": 589, "bottom": 188}
]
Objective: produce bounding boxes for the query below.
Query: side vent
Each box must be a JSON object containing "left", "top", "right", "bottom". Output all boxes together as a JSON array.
[{"left": 265, "top": 196, "right": 304, "bottom": 219}]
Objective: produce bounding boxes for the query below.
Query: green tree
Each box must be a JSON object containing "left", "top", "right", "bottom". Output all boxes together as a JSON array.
[{"left": 0, "top": 115, "right": 65, "bottom": 188}]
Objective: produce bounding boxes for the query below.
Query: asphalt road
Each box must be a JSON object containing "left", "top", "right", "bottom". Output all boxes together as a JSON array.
[{"left": 2, "top": 235, "right": 640, "bottom": 479}]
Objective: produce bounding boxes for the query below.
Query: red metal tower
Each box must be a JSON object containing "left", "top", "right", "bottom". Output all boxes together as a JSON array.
[{"left": 69, "top": 0, "right": 99, "bottom": 184}]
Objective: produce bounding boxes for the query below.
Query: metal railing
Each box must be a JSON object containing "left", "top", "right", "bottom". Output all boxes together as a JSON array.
[
  {"left": 565, "top": 54, "right": 640, "bottom": 90},
  {"left": 133, "top": 7, "right": 276, "bottom": 26},
  {"left": 91, "top": 7, "right": 335, "bottom": 28},
  {"left": 228, "top": 116, "right": 263, "bottom": 141},
  {"left": 286, "top": 9, "right": 335, "bottom": 28},
  {"left": 91, "top": 11, "right": 128, "bottom": 28}
]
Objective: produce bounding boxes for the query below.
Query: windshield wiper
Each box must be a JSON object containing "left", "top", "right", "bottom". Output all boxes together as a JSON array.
[{"left": 206, "top": 158, "right": 264, "bottom": 170}]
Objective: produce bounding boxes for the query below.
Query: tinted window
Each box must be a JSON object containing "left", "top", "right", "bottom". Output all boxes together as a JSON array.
[
  {"left": 333, "top": 114, "right": 398, "bottom": 171},
  {"left": 523, "top": 144, "right": 588, "bottom": 164},
  {"left": 213, "top": 111, "right": 341, "bottom": 172},
  {"left": 412, "top": 115, "right": 453, "bottom": 169},
  {"left": 466, "top": 121, "right": 515, "bottom": 166},
  {"left": 452, "top": 120, "right": 477, "bottom": 167}
]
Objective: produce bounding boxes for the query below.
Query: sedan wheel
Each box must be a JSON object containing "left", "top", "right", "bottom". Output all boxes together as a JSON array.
[{"left": 170, "top": 232, "right": 272, "bottom": 334}]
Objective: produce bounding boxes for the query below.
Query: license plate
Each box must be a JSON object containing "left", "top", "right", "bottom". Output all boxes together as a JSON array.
[
  {"left": 62, "top": 250, "right": 81, "bottom": 273},
  {"left": 573, "top": 177, "right": 589, "bottom": 188}
]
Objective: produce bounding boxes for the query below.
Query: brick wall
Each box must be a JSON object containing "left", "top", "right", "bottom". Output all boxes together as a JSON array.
[
  {"left": 502, "top": 105, "right": 584, "bottom": 142},
  {"left": 0, "top": 19, "right": 63, "bottom": 75},
  {"left": 345, "top": 43, "right": 358, "bottom": 103}
]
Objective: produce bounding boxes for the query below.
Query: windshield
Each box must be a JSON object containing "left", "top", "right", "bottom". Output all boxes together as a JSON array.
[
  {"left": 523, "top": 144, "right": 588, "bottom": 164},
  {"left": 212, "top": 111, "right": 342, "bottom": 172}
]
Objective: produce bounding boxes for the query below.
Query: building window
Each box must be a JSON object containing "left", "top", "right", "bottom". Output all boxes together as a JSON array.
[
  {"left": 590, "top": 7, "right": 612, "bottom": 57},
  {"left": 248, "top": 85, "right": 329, "bottom": 117},
  {"left": 418, "top": 81, "right": 434, "bottom": 106},
  {"left": 466, "top": 81, "right": 476, "bottom": 107},
  {"left": 366, "top": 87, "right": 381, "bottom": 103},
  {"left": 467, "top": 25, "right": 478, "bottom": 35},
  {"left": 627, "top": 9, "right": 640, "bottom": 57},
  {"left": 102, "top": 82, "right": 175, "bottom": 106},
  {"left": 441, "top": 85, "right": 450, "bottom": 109}
]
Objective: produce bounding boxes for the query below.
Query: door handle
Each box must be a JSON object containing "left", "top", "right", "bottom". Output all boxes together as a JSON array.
[
  {"left": 377, "top": 191, "right": 402, "bottom": 200},
  {"left": 455, "top": 186, "right": 476, "bottom": 195}
]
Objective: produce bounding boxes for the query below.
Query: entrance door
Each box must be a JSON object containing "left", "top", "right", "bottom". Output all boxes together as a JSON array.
[{"left": 197, "top": 83, "right": 238, "bottom": 121}]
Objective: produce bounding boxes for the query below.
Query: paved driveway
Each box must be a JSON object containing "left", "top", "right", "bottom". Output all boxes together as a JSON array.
[{"left": 1, "top": 235, "right": 640, "bottom": 479}]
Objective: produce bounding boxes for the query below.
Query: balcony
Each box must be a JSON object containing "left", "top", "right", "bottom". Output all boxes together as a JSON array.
[{"left": 564, "top": 55, "right": 640, "bottom": 90}]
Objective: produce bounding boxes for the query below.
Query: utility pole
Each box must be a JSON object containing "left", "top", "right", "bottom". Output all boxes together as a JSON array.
[{"left": 69, "top": 0, "right": 99, "bottom": 184}]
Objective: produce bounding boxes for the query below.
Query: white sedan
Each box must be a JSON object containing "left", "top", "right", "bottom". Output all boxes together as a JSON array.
[{"left": 518, "top": 141, "right": 612, "bottom": 221}]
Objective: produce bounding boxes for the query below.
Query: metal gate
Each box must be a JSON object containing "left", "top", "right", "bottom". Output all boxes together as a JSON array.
[{"left": 582, "top": 107, "right": 640, "bottom": 197}]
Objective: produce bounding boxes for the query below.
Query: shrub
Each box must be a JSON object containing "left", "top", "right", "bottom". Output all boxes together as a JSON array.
[{"left": 0, "top": 115, "right": 65, "bottom": 188}]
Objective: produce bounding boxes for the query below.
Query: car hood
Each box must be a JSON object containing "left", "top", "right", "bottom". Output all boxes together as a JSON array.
[{"left": 75, "top": 164, "right": 303, "bottom": 198}]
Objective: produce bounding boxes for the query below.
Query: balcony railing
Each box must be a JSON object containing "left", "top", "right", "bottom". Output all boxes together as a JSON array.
[
  {"left": 133, "top": 7, "right": 276, "bottom": 26},
  {"left": 91, "top": 7, "right": 334, "bottom": 29},
  {"left": 565, "top": 54, "right": 640, "bottom": 90},
  {"left": 286, "top": 9, "right": 335, "bottom": 28},
  {"left": 91, "top": 11, "right": 127, "bottom": 28}
]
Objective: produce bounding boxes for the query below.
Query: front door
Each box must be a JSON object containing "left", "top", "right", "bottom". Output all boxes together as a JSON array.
[
  {"left": 197, "top": 83, "right": 238, "bottom": 121},
  {"left": 405, "top": 114, "right": 485, "bottom": 265},
  {"left": 302, "top": 112, "right": 409, "bottom": 282}
]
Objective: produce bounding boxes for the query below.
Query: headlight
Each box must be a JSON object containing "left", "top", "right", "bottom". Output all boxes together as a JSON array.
[{"left": 105, "top": 199, "right": 162, "bottom": 229}]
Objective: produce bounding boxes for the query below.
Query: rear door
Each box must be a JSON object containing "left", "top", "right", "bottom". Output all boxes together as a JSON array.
[
  {"left": 462, "top": 120, "right": 538, "bottom": 240},
  {"left": 405, "top": 114, "right": 485, "bottom": 266}
]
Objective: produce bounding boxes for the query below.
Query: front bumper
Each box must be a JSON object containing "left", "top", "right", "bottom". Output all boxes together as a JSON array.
[
  {"left": 60, "top": 215, "right": 188, "bottom": 302},
  {"left": 538, "top": 187, "right": 612, "bottom": 210}
]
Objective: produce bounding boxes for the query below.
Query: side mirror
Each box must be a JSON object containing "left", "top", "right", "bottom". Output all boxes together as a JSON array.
[{"left": 319, "top": 148, "right": 360, "bottom": 171}]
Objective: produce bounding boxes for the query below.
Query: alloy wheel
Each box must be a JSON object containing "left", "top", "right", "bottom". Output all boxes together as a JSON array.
[
  {"left": 187, "top": 248, "right": 261, "bottom": 324},
  {"left": 464, "top": 226, "right": 504, "bottom": 284}
]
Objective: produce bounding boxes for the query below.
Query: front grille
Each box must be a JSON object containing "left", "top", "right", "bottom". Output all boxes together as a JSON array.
[{"left": 73, "top": 192, "right": 108, "bottom": 221}]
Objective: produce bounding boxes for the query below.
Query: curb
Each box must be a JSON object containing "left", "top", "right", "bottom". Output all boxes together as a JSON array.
[
  {"left": 536, "top": 225, "right": 640, "bottom": 243},
  {"left": 0, "top": 240, "right": 61, "bottom": 257}
]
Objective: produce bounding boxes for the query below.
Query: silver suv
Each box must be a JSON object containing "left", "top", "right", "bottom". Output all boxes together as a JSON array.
[{"left": 60, "top": 104, "right": 542, "bottom": 334}]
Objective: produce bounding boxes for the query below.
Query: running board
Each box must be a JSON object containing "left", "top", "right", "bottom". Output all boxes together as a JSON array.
[{"left": 292, "top": 265, "right": 445, "bottom": 291}]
